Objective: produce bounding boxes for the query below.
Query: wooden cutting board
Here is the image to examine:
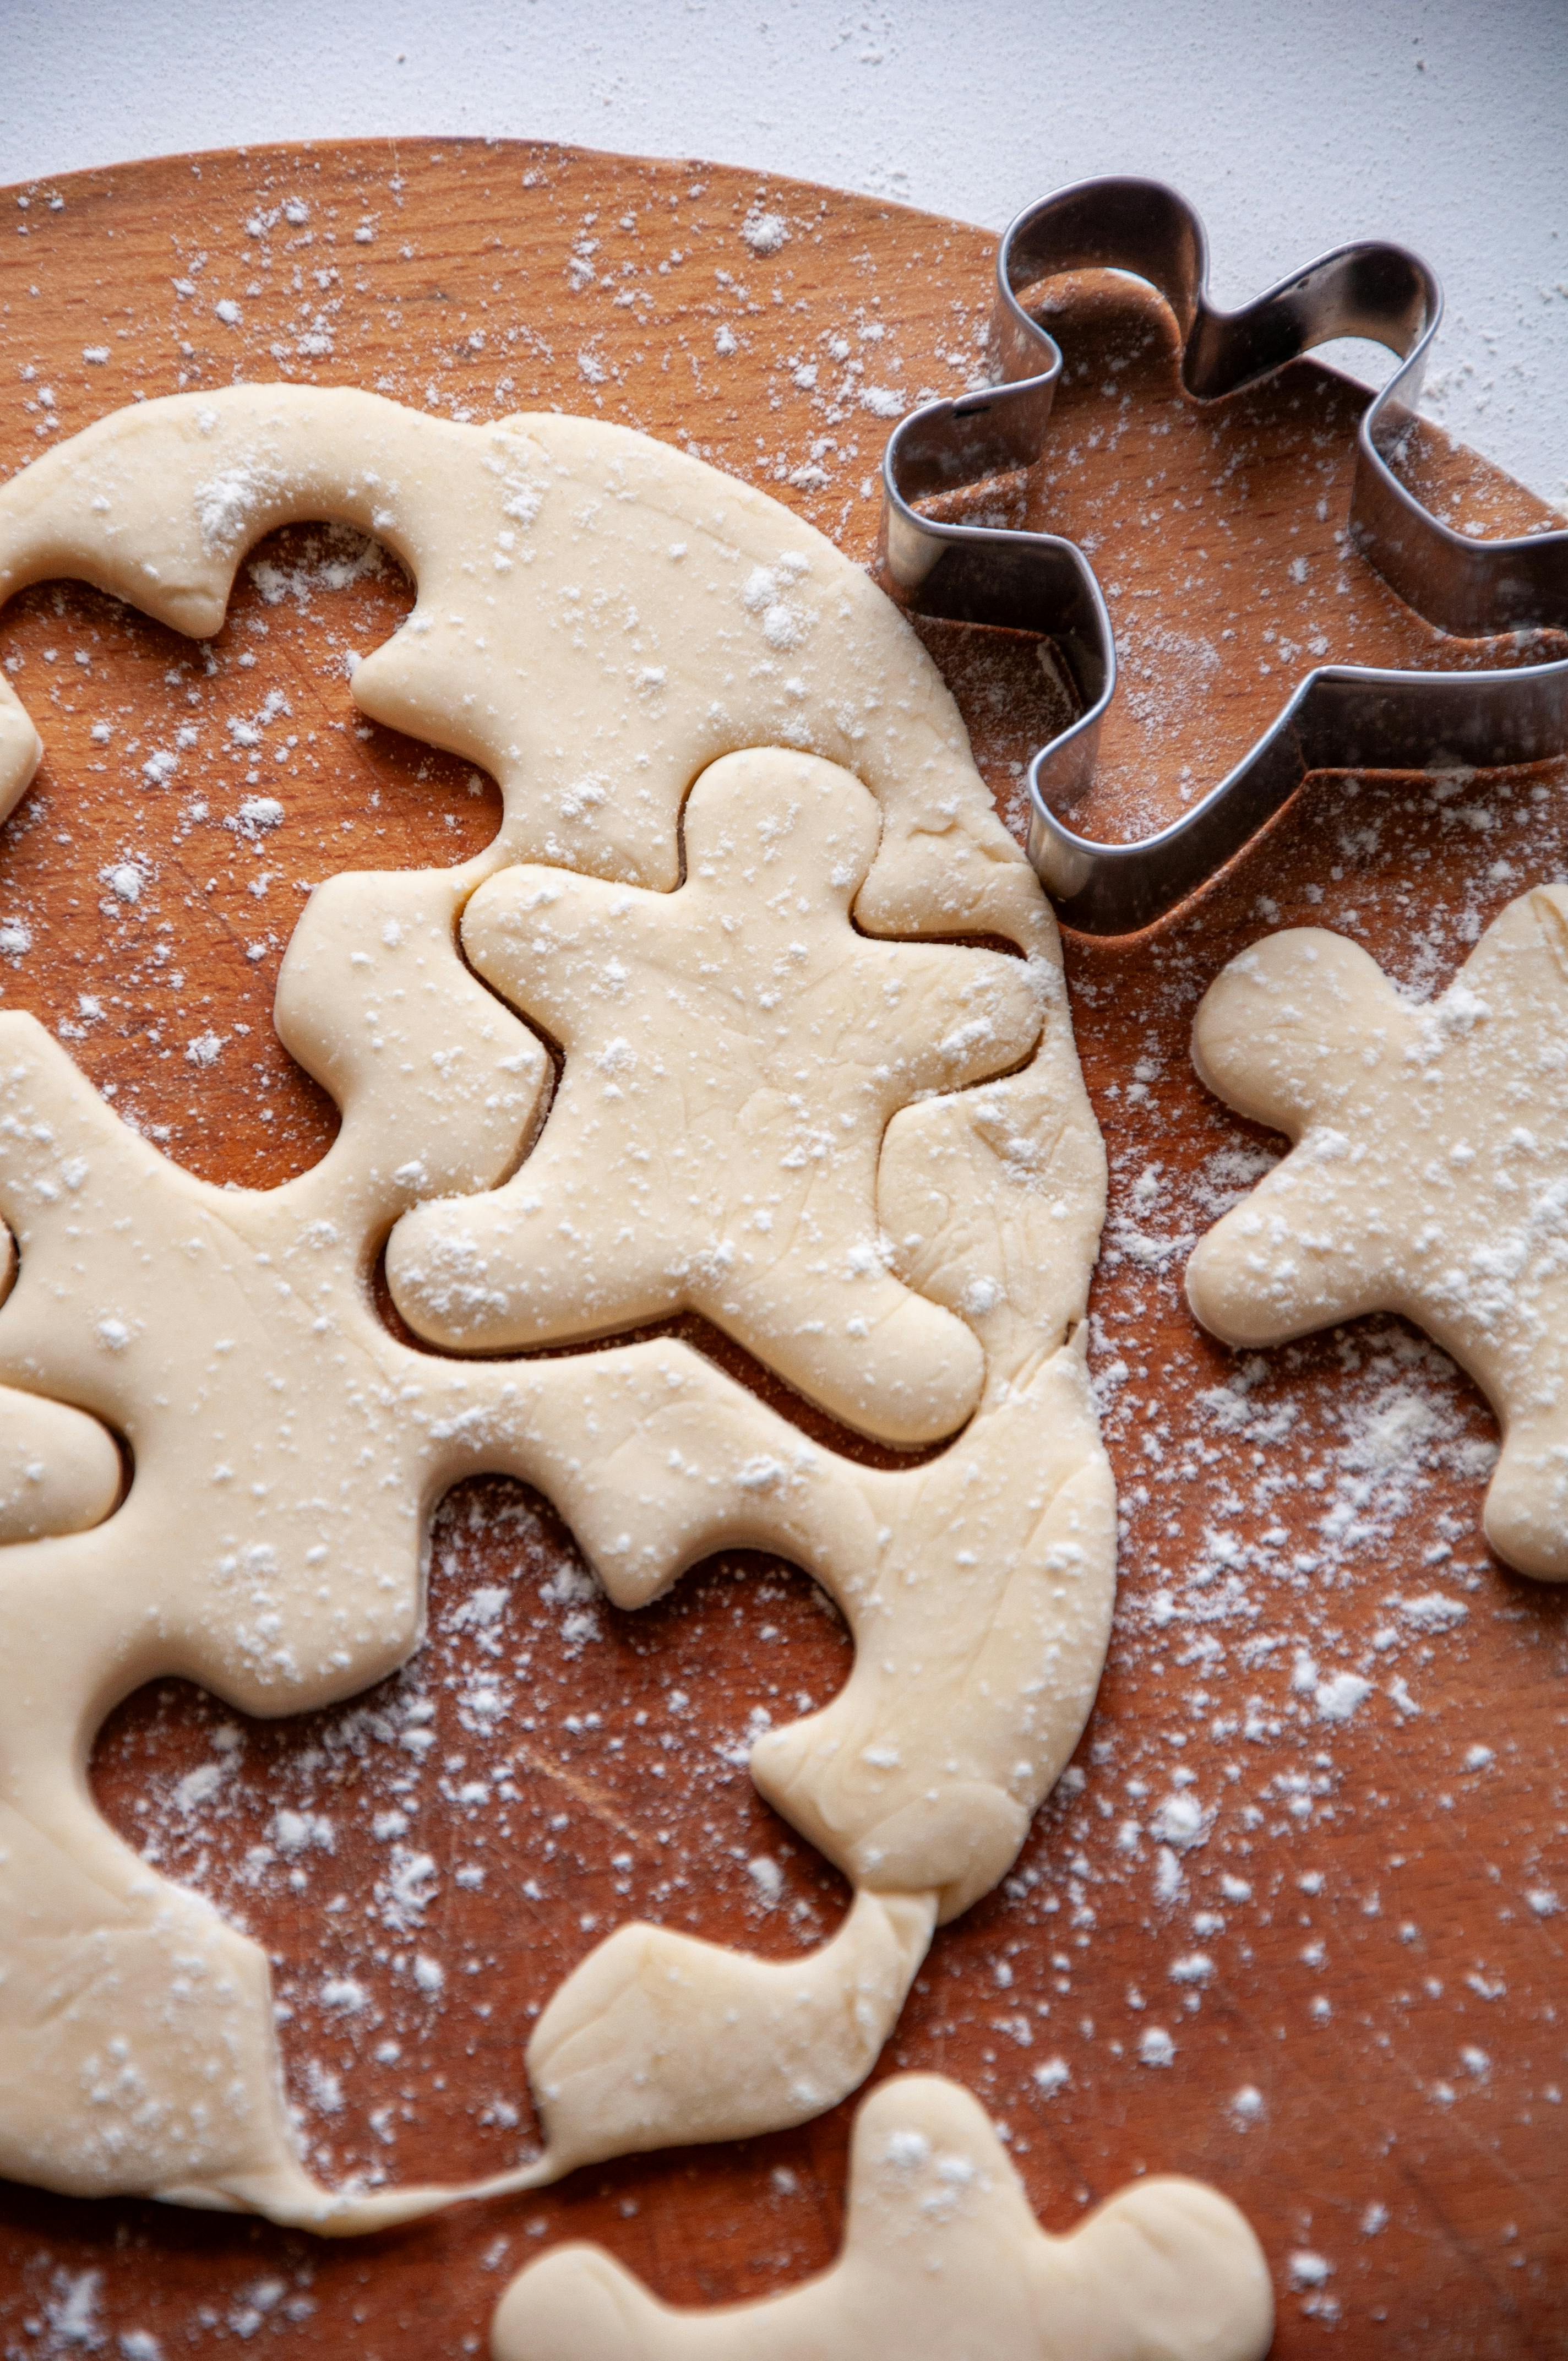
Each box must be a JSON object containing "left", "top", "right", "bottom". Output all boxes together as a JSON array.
[{"left": 1, "top": 138, "right": 1564, "bottom": 2360}]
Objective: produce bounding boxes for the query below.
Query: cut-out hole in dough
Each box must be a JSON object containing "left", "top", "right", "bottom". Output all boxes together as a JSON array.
[
  {"left": 90, "top": 1488, "right": 855, "bottom": 2194},
  {"left": 0, "top": 528, "right": 502, "bottom": 1188}
]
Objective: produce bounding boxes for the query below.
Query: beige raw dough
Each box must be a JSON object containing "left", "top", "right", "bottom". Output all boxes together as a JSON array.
[
  {"left": 1186, "top": 888, "right": 1568, "bottom": 1578},
  {"left": 491, "top": 2071, "right": 1275, "bottom": 2361},
  {"left": 389, "top": 747, "right": 1044, "bottom": 1443},
  {"left": 0, "top": 1218, "right": 123, "bottom": 1543},
  {"left": 0, "top": 1380, "right": 122, "bottom": 1544},
  {"left": 526, "top": 1890, "right": 938, "bottom": 2178},
  {"left": 594, "top": 1321, "right": 1115, "bottom": 1923},
  {"left": 0, "top": 383, "right": 1102, "bottom": 1384},
  {"left": 0, "top": 673, "right": 42, "bottom": 825},
  {"left": 0, "top": 971, "right": 1109, "bottom": 2216},
  {"left": 0, "top": 384, "right": 1061, "bottom": 942},
  {"left": 0, "top": 388, "right": 1113, "bottom": 2225}
]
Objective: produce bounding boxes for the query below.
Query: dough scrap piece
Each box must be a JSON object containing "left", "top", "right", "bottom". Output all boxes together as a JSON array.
[
  {"left": 389, "top": 747, "right": 1043, "bottom": 1444},
  {"left": 0, "top": 875, "right": 542, "bottom": 2222},
  {"left": 0, "top": 896, "right": 935, "bottom": 2219},
  {"left": 0, "top": 1794, "right": 328, "bottom": 2221},
  {"left": 526, "top": 1890, "right": 937, "bottom": 2177},
  {"left": 1186, "top": 888, "right": 1568, "bottom": 1577},
  {"left": 0, "top": 971, "right": 1112, "bottom": 2215},
  {"left": 591, "top": 1326, "right": 1116, "bottom": 1924},
  {"left": 490, "top": 2071, "right": 1275, "bottom": 2361},
  {"left": 0, "top": 385, "right": 1113, "bottom": 2224}
]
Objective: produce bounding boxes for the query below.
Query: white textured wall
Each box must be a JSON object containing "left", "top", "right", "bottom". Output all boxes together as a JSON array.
[{"left": 3, "top": 0, "right": 1565, "bottom": 503}]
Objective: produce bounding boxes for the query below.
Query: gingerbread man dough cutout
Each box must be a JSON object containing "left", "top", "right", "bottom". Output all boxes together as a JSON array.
[
  {"left": 1186, "top": 885, "right": 1568, "bottom": 1579},
  {"left": 491, "top": 2072, "right": 1274, "bottom": 2361},
  {"left": 389, "top": 748, "right": 1043, "bottom": 1444}
]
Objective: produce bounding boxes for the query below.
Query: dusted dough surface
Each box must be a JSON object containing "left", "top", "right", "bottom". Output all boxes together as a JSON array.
[
  {"left": 0, "top": 1374, "right": 121, "bottom": 1545},
  {"left": 1186, "top": 886, "right": 1568, "bottom": 1578},
  {"left": 0, "top": 1228, "right": 122, "bottom": 1543},
  {"left": 490, "top": 2072, "right": 1275, "bottom": 2361},
  {"left": 0, "top": 386, "right": 1113, "bottom": 2224},
  {"left": 526, "top": 1890, "right": 938, "bottom": 2177},
  {"left": 0, "top": 383, "right": 1056, "bottom": 944},
  {"left": 390, "top": 748, "right": 1044, "bottom": 1444}
]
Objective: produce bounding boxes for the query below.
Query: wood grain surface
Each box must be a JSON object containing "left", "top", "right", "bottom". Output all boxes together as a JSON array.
[{"left": 0, "top": 138, "right": 1564, "bottom": 2360}]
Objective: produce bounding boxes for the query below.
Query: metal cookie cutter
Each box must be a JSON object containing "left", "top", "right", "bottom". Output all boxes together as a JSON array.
[{"left": 879, "top": 176, "right": 1568, "bottom": 935}]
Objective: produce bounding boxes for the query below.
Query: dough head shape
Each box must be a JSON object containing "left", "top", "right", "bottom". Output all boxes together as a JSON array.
[
  {"left": 491, "top": 2072, "right": 1275, "bottom": 2361},
  {"left": 1186, "top": 886, "right": 1568, "bottom": 1578},
  {"left": 0, "top": 388, "right": 1113, "bottom": 2224},
  {"left": 389, "top": 748, "right": 1044, "bottom": 1444}
]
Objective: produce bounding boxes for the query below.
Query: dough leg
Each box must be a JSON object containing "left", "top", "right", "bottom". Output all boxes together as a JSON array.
[
  {"left": 1185, "top": 1166, "right": 1397, "bottom": 1347},
  {"left": 1484, "top": 1421, "right": 1568, "bottom": 1581}
]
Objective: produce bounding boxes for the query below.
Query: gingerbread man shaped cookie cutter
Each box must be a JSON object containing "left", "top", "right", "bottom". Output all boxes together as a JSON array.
[{"left": 880, "top": 176, "right": 1568, "bottom": 936}]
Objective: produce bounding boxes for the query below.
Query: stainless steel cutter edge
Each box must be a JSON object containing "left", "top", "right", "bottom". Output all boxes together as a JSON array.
[{"left": 879, "top": 176, "right": 1568, "bottom": 937}]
